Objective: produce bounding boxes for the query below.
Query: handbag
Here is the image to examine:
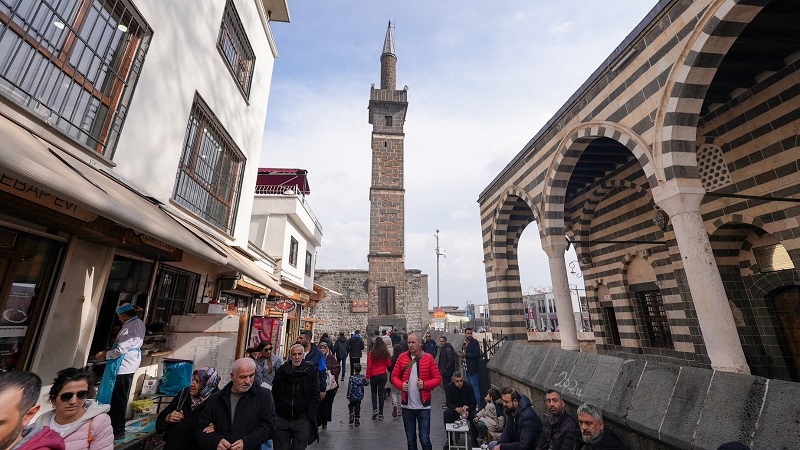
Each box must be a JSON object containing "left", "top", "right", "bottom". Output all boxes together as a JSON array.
[{"left": 325, "top": 369, "right": 338, "bottom": 391}]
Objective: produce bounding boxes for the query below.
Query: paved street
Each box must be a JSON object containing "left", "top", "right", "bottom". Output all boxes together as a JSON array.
[{"left": 316, "top": 356, "right": 449, "bottom": 450}]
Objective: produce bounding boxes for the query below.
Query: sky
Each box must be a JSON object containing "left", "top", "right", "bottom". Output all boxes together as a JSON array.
[{"left": 259, "top": 1, "right": 660, "bottom": 309}]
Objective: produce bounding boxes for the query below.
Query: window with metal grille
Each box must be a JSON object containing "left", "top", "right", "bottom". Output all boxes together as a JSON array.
[
  {"left": 304, "top": 250, "right": 312, "bottom": 276},
  {"left": 173, "top": 95, "right": 244, "bottom": 234},
  {"left": 148, "top": 264, "right": 200, "bottom": 324},
  {"left": 0, "top": 0, "right": 150, "bottom": 156},
  {"left": 379, "top": 286, "right": 395, "bottom": 315},
  {"left": 288, "top": 236, "right": 298, "bottom": 267},
  {"left": 217, "top": 0, "right": 254, "bottom": 98},
  {"left": 637, "top": 290, "right": 673, "bottom": 349}
]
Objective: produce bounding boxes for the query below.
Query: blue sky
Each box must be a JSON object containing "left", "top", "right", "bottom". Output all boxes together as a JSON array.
[{"left": 260, "top": 1, "right": 660, "bottom": 308}]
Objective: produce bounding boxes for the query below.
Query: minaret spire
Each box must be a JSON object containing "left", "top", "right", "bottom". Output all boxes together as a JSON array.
[{"left": 380, "top": 21, "right": 397, "bottom": 90}]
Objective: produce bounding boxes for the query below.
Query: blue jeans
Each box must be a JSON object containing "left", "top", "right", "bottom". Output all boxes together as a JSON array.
[
  {"left": 466, "top": 371, "right": 480, "bottom": 407},
  {"left": 401, "top": 407, "right": 432, "bottom": 450}
]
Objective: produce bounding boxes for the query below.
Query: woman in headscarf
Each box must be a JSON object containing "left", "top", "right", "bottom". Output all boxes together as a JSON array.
[
  {"left": 156, "top": 366, "right": 220, "bottom": 450},
  {"left": 247, "top": 341, "right": 282, "bottom": 388},
  {"left": 316, "top": 342, "right": 340, "bottom": 429}
]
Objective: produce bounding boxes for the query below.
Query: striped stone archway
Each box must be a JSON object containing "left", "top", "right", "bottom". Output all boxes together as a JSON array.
[
  {"left": 542, "top": 122, "right": 658, "bottom": 240},
  {"left": 485, "top": 186, "right": 541, "bottom": 341},
  {"left": 655, "top": 0, "right": 770, "bottom": 185}
]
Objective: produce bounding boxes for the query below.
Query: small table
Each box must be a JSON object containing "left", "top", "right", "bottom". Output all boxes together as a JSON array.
[{"left": 445, "top": 422, "right": 470, "bottom": 450}]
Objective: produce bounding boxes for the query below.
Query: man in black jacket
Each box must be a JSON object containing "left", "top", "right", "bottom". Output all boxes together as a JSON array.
[
  {"left": 460, "top": 328, "right": 482, "bottom": 406},
  {"left": 298, "top": 329, "right": 327, "bottom": 401},
  {"left": 491, "top": 387, "right": 542, "bottom": 450},
  {"left": 272, "top": 343, "right": 321, "bottom": 450},
  {"left": 535, "top": 389, "right": 579, "bottom": 450},
  {"left": 332, "top": 332, "right": 349, "bottom": 381},
  {"left": 196, "top": 358, "right": 275, "bottom": 450},
  {"left": 437, "top": 336, "right": 456, "bottom": 383},
  {"left": 574, "top": 403, "right": 627, "bottom": 450},
  {"left": 422, "top": 332, "right": 438, "bottom": 357},
  {"left": 346, "top": 330, "right": 365, "bottom": 375},
  {"left": 443, "top": 372, "right": 478, "bottom": 449}
]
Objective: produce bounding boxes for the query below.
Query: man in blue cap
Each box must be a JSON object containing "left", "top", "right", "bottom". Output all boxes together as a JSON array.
[{"left": 95, "top": 303, "right": 145, "bottom": 440}]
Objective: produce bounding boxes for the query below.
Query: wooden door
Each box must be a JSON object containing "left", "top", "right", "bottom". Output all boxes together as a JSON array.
[{"left": 772, "top": 286, "right": 800, "bottom": 380}]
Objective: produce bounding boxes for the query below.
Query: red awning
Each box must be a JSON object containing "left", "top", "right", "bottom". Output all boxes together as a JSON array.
[{"left": 256, "top": 168, "right": 310, "bottom": 195}]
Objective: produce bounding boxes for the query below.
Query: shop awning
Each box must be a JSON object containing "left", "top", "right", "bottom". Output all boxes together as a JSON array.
[
  {"left": 0, "top": 114, "right": 226, "bottom": 265},
  {"left": 220, "top": 244, "right": 292, "bottom": 297}
]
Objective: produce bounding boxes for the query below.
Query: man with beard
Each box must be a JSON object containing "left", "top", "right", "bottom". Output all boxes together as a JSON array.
[
  {"left": 489, "top": 387, "right": 541, "bottom": 450},
  {"left": 0, "top": 371, "right": 63, "bottom": 450},
  {"left": 297, "top": 330, "right": 327, "bottom": 403},
  {"left": 196, "top": 358, "right": 275, "bottom": 450},
  {"left": 271, "top": 344, "right": 320, "bottom": 450},
  {"left": 574, "top": 403, "right": 626, "bottom": 450},
  {"left": 535, "top": 390, "right": 578, "bottom": 450}
]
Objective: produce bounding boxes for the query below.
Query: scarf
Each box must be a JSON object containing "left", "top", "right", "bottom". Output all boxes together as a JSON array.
[{"left": 190, "top": 366, "right": 221, "bottom": 411}]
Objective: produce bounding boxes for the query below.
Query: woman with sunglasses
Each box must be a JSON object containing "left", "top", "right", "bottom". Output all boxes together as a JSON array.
[
  {"left": 35, "top": 367, "right": 114, "bottom": 450},
  {"left": 247, "top": 341, "right": 282, "bottom": 388},
  {"left": 156, "top": 366, "right": 220, "bottom": 450}
]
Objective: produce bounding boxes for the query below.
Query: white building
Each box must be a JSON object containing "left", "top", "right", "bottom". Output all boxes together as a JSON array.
[{"left": 0, "top": 0, "right": 290, "bottom": 390}]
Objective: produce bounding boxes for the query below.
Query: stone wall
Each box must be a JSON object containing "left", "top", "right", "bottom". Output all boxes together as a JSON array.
[
  {"left": 314, "top": 268, "right": 429, "bottom": 338},
  {"left": 487, "top": 341, "right": 800, "bottom": 450}
]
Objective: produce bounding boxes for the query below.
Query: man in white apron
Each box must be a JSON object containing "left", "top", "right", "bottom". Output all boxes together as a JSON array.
[{"left": 96, "top": 303, "right": 145, "bottom": 440}]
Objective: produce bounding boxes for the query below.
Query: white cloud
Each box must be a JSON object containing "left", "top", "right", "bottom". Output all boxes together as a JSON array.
[{"left": 261, "top": 1, "right": 658, "bottom": 308}]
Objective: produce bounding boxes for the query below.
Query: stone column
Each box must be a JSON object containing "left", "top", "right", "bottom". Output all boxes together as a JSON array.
[
  {"left": 542, "top": 236, "right": 580, "bottom": 351},
  {"left": 653, "top": 182, "right": 749, "bottom": 373}
]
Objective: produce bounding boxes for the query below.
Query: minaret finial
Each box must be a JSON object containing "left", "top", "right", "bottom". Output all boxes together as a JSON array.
[{"left": 380, "top": 21, "right": 397, "bottom": 90}]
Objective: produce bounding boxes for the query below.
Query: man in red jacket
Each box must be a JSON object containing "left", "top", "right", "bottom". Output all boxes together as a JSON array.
[
  {"left": 391, "top": 333, "right": 443, "bottom": 450},
  {"left": 0, "top": 371, "right": 64, "bottom": 450}
]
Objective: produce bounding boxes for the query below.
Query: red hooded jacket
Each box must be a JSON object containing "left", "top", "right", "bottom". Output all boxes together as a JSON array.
[
  {"left": 15, "top": 425, "right": 65, "bottom": 450},
  {"left": 390, "top": 350, "right": 442, "bottom": 407}
]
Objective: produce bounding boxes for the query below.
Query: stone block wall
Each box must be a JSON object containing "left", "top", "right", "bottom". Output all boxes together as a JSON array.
[
  {"left": 314, "top": 268, "right": 428, "bottom": 338},
  {"left": 487, "top": 341, "right": 800, "bottom": 450}
]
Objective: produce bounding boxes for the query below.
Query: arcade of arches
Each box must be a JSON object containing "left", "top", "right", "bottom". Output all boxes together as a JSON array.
[{"left": 479, "top": 0, "right": 800, "bottom": 381}]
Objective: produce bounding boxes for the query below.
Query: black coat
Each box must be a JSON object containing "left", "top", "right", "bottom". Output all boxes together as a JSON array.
[
  {"left": 422, "top": 339, "right": 438, "bottom": 357},
  {"left": 332, "top": 336, "right": 349, "bottom": 359},
  {"left": 444, "top": 381, "right": 477, "bottom": 418},
  {"left": 272, "top": 361, "right": 321, "bottom": 444},
  {"left": 438, "top": 343, "right": 457, "bottom": 380},
  {"left": 462, "top": 338, "right": 481, "bottom": 374},
  {"left": 195, "top": 382, "right": 276, "bottom": 450},
  {"left": 346, "top": 335, "right": 365, "bottom": 358},
  {"left": 573, "top": 428, "right": 627, "bottom": 450},
  {"left": 156, "top": 387, "right": 218, "bottom": 450},
  {"left": 498, "top": 394, "right": 543, "bottom": 450},
  {"left": 536, "top": 412, "right": 579, "bottom": 450}
]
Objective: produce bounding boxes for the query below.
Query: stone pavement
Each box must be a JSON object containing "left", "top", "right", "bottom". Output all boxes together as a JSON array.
[{"left": 314, "top": 358, "right": 449, "bottom": 450}]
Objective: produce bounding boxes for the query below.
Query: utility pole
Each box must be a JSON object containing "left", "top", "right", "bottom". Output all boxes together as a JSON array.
[{"left": 434, "top": 230, "right": 445, "bottom": 308}]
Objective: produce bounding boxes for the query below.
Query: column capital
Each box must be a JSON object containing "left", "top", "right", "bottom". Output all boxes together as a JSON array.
[
  {"left": 652, "top": 180, "right": 706, "bottom": 217},
  {"left": 541, "top": 235, "right": 568, "bottom": 257}
]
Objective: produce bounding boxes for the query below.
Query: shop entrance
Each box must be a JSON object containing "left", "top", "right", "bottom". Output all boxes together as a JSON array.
[
  {"left": 772, "top": 285, "right": 800, "bottom": 381},
  {"left": 0, "top": 226, "right": 62, "bottom": 371}
]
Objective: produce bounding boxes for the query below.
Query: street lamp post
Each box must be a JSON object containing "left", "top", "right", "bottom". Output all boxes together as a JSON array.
[{"left": 434, "top": 230, "right": 445, "bottom": 308}]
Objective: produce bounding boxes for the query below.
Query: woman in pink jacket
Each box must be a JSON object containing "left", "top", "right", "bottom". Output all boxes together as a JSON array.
[
  {"left": 36, "top": 368, "right": 114, "bottom": 450},
  {"left": 365, "top": 336, "right": 392, "bottom": 420}
]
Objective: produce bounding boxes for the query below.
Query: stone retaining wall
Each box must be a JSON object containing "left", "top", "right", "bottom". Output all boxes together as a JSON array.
[{"left": 486, "top": 341, "right": 799, "bottom": 450}]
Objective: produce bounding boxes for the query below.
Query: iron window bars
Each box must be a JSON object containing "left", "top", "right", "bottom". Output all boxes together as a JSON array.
[
  {"left": 637, "top": 290, "right": 674, "bottom": 349},
  {"left": 173, "top": 94, "right": 244, "bottom": 235},
  {"left": 217, "top": 0, "right": 254, "bottom": 98},
  {"left": 0, "top": 0, "right": 150, "bottom": 156}
]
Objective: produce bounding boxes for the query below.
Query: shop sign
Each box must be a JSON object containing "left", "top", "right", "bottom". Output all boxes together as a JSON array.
[
  {"left": 138, "top": 234, "right": 176, "bottom": 253},
  {"left": 273, "top": 298, "right": 296, "bottom": 313},
  {"left": 0, "top": 173, "right": 98, "bottom": 221},
  {"left": 433, "top": 307, "right": 445, "bottom": 319},
  {"left": 0, "top": 326, "right": 27, "bottom": 337},
  {"left": 352, "top": 300, "right": 368, "bottom": 313}
]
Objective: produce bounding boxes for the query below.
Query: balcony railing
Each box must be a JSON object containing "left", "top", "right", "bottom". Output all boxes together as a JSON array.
[{"left": 254, "top": 184, "right": 323, "bottom": 234}]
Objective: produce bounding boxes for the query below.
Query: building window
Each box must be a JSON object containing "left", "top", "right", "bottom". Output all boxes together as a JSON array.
[
  {"left": 637, "top": 290, "right": 673, "bottom": 349},
  {"left": 173, "top": 95, "right": 244, "bottom": 235},
  {"left": 379, "top": 286, "right": 396, "bottom": 315},
  {"left": 148, "top": 264, "right": 200, "bottom": 325},
  {"left": 288, "top": 237, "right": 298, "bottom": 267},
  {"left": 753, "top": 244, "right": 794, "bottom": 272},
  {"left": 217, "top": 0, "right": 255, "bottom": 98},
  {"left": 603, "top": 307, "right": 621, "bottom": 346},
  {"left": 384, "top": 115, "right": 392, "bottom": 126},
  {"left": 304, "top": 250, "right": 312, "bottom": 276},
  {"left": 0, "top": 0, "right": 151, "bottom": 156}
]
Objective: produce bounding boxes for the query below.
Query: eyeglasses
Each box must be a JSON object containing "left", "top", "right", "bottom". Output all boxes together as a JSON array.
[{"left": 59, "top": 390, "right": 89, "bottom": 402}]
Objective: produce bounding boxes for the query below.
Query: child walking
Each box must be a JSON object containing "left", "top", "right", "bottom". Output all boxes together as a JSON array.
[{"left": 346, "top": 363, "right": 370, "bottom": 426}]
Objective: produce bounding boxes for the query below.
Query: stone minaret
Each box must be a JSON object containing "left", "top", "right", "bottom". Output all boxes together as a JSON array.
[{"left": 367, "top": 22, "right": 409, "bottom": 331}]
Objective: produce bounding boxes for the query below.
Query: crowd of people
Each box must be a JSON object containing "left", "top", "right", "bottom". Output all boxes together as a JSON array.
[{"left": 0, "top": 325, "right": 751, "bottom": 450}]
